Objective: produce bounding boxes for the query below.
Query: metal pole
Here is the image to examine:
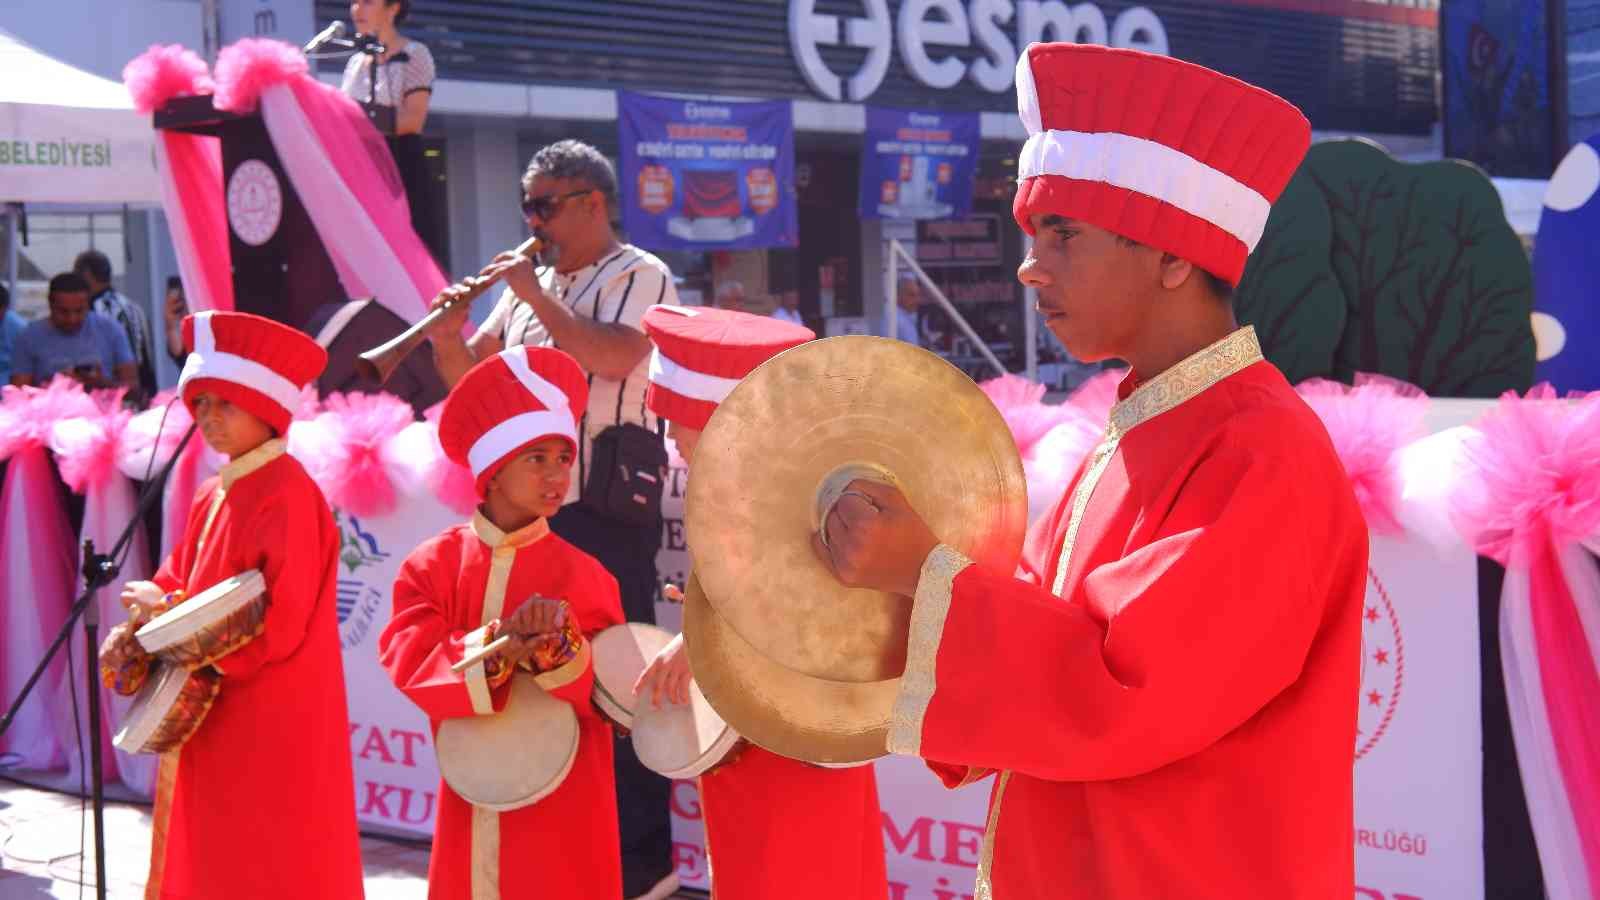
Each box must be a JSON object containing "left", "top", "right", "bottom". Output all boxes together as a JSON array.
[
  {"left": 885, "top": 234, "right": 898, "bottom": 341},
  {"left": 1022, "top": 233, "right": 1037, "bottom": 383},
  {"left": 892, "top": 240, "right": 1007, "bottom": 378},
  {"left": 5, "top": 206, "right": 18, "bottom": 306}
]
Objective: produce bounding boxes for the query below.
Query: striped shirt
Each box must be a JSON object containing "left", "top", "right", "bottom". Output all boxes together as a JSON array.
[{"left": 477, "top": 244, "right": 680, "bottom": 505}]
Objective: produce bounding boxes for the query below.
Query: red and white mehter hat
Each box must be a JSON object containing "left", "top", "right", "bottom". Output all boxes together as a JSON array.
[
  {"left": 438, "top": 346, "right": 588, "bottom": 495},
  {"left": 643, "top": 305, "right": 814, "bottom": 431},
  {"left": 179, "top": 311, "right": 327, "bottom": 435},
  {"left": 1012, "top": 43, "right": 1311, "bottom": 285}
]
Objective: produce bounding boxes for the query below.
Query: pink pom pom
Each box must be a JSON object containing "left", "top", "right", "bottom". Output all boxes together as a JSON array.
[
  {"left": 290, "top": 392, "right": 415, "bottom": 518},
  {"left": 1064, "top": 369, "right": 1123, "bottom": 423},
  {"left": 117, "top": 391, "right": 197, "bottom": 479},
  {"left": 213, "top": 38, "right": 309, "bottom": 113},
  {"left": 1453, "top": 386, "right": 1600, "bottom": 567},
  {"left": 978, "top": 374, "right": 1078, "bottom": 458},
  {"left": 1295, "top": 374, "right": 1428, "bottom": 535},
  {"left": 123, "top": 44, "right": 214, "bottom": 114},
  {"left": 51, "top": 395, "right": 134, "bottom": 495},
  {"left": 0, "top": 376, "right": 101, "bottom": 461}
]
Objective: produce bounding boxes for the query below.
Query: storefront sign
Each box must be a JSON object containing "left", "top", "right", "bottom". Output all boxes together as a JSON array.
[
  {"left": 860, "top": 107, "right": 980, "bottom": 219},
  {"left": 789, "top": 0, "right": 1170, "bottom": 101},
  {"left": 618, "top": 92, "right": 799, "bottom": 250}
]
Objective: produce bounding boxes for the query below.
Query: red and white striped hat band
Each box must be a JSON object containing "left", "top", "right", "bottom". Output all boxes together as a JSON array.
[
  {"left": 641, "top": 304, "right": 815, "bottom": 432},
  {"left": 465, "top": 347, "right": 577, "bottom": 478},
  {"left": 179, "top": 312, "right": 304, "bottom": 414},
  {"left": 1011, "top": 43, "right": 1310, "bottom": 284}
]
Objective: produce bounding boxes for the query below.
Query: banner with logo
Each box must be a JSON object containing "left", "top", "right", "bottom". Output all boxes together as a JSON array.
[
  {"left": 329, "top": 501, "right": 456, "bottom": 835},
  {"left": 858, "top": 107, "right": 980, "bottom": 221},
  {"left": 1353, "top": 532, "right": 1485, "bottom": 900},
  {"left": 617, "top": 91, "right": 797, "bottom": 251}
]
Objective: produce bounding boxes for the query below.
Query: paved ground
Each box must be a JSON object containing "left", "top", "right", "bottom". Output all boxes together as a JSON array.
[{"left": 0, "top": 775, "right": 700, "bottom": 899}]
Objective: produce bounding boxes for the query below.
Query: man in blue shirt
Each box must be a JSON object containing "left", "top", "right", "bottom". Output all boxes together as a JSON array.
[
  {"left": 9, "top": 272, "right": 136, "bottom": 390},
  {"left": 0, "top": 283, "right": 26, "bottom": 385}
]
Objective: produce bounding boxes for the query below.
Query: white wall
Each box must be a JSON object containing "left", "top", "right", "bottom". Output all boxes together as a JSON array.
[{"left": 7, "top": 0, "right": 206, "bottom": 82}]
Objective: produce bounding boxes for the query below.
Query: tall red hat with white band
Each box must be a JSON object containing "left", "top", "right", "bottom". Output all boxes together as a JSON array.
[
  {"left": 179, "top": 310, "right": 327, "bottom": 435},
  {"left": 1012, "top": 43, "right": 1310, "bottom": 285},
  {"left": 438, "top": 346, "right": 588, "bottom": 496},
  {"left": 643, "top": 305, "right": 814, "bottom": 431}
]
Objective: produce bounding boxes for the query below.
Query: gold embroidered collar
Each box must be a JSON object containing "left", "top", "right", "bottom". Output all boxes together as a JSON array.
[
  {"left": 1107, "top": 326, "right": 1263, "bottom": 435},
  {"left": 219, "top": 438, "right": 285, "bottom": 489},
  {"left": 471, "top": 510, "right": 551, "bottom": 550}
]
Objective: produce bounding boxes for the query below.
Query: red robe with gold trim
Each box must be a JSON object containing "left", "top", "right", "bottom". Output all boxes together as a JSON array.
[
  {"left": 145, "top": 440, "right": 364, "bottom": 900},
  {"left": 379, "top": 513, "right": 624, "bottom": 900},
  {"left": 699, "top": 745, "right": 888, "bottom": 899},
  {"left": 889, "top": 330, "right": 1367, "bottom": 899}
]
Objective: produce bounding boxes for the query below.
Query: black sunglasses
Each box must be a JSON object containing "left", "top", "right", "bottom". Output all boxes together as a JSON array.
[{"left": 521, "top": 188, "right": 594, "bottom": 221}]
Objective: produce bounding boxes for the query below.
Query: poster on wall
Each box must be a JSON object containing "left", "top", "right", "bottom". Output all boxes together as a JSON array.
[
  {"left": 1441, "top": 0, "right": 1557, "bottom": 178},
  {"left": 859, "top": 107, "right": 980, "bottom": 220},
  {"left": 618, "top": 91, "right": 797, "bottom": 251}
]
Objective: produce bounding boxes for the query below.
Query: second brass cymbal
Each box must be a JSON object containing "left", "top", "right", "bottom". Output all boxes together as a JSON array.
[
  {"left": 685, "top": 336, "right": 1026, "bottom": 683},
  {"left": 682, "top": 574, "right": 895, "bottom": 765}
]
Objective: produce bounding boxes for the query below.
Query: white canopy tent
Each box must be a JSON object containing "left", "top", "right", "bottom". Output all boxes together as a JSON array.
[
  {"left": 1, "top": 27, "right": 162, "bottom": 306},
  {"left": 0, "top": 27, "right": 160, "bottom": 205}
]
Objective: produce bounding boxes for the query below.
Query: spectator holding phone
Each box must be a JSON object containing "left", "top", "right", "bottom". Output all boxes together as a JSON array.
[
  {"left": 163, "top": 276, "right": 189, "bottom": 365},
  {"left": 9, "top": 272, "right": 137, "bottom": 392}
]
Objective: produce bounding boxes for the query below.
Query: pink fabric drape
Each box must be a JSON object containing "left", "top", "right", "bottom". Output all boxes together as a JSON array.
[
  {"left": 1454, "top": 387, "right": 1600, "bottom": 900},
  {"left": 213, "top": 39, "right": 446, "bottom": 321}
]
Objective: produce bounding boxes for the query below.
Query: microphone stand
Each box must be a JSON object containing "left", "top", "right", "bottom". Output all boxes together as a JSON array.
[{"left": 0, "top": 421, "right": 198, "bottom": 900}]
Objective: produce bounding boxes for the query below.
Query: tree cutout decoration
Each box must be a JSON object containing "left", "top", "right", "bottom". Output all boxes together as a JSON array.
[
  {"left": 1309, "top": 140, "right": 1535, "bottom": 397},
  {"left": 1235, "top": 139, "right": 1536, "bottom": 397},
  {"left": 1234, "top": 171, "right": 1347, "bottom": 384}
]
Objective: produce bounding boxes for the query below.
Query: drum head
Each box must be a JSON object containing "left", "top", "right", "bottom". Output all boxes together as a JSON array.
[
  {"left": 682, "top": 574, "right": 895, "bottom": 765},
  {"left": 436, "top": 674, "right": 579, "bottom": 812},
  {"left": 136, "top": 569, "right": 265, "bottom": 653},
  {"left": 113, "top": 664, "right": 219, "bottom": 755},
  {"left": 631, "top": 675, "right": 739, "bottom": 780},
  {"left": 590, "top": 623, "right": 674, "bottom": 730}
]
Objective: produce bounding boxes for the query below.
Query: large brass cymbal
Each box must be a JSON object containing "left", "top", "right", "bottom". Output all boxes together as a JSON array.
[
  {"left": 685, "top": 335, "right": 1026, "bottom": 683},
  {"left": 682, "top": 574, "right": 895, "bottom": 764}
]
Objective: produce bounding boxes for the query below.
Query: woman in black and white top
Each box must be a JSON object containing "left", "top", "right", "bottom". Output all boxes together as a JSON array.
[
  {"left": 342, "top": 0, "right": 442, "bottom": 260},
  {"left": 341, "top": 0, "right": 434, "bottom": 133}
]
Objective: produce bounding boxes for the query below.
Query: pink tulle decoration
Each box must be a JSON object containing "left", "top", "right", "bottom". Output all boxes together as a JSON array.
[
  {"left": 1295, "top": 374, "right": 1429, "bottom": 535},
  {"left": 1064, "top": 369, "right": 1124, "bottom": 423},
  {"left": 116, "top": 392, "right": 195, "bottom": 479},
  {"left": 122, "top": 44, "right": 214, "bottom": 114},
  {"left": 1453, "top": 385, "right": 1600, "bottom": 567},
  {"left": 288, "top": 392, "right": 415, "bottom": 518},
  {"left": 213, "top": 38, "right": 309, "bottom": 113},
  {"left": 295, "top": 385, "right": 323, "bottom": 422},
  {"left": 49, "top": 390, "right": 133, "bottom": 495},
  {"left": 0, "top": 377, "right": 101, "bottom": 461},
  {"left": 978, "top": 374, "right": 1079, "bottom": 458}
]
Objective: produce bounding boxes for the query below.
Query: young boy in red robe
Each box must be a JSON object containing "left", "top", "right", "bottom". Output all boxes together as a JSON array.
[
  {"left": 99, "top": 310, "right": 364, "bottom": 899},
  {"left": 813, "top": 45, "right": 1369, "bottom": 900},
  {"left": 379, "top": 345, "right": 624, "bottom": 900},
  {"left": 632, "top": 304, "right": 889, "bottom": 900}
]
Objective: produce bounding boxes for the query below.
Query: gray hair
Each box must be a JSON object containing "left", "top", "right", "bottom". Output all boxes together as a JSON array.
[{"left": 522, "top": 140, "right": 618, "bottom": 202}]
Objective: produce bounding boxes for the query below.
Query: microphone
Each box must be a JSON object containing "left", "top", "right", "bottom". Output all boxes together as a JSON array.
[{"left": 303, "top": 20, "right": 346, "bottom": 53}]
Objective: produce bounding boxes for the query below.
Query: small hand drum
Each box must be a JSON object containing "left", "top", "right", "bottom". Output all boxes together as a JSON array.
[
  {"left": 435, "top": 673, "right": 579, "bottom": 811},
  {"left": 113, "top": 663, "right": 222, "bottom": 755},
  {"left": 135, "top": 570, "right": 267, "bottom": 670},
  {"left": 631, "top": 677, "right": 743, "bottom": 780},
  {"left": 590, "top": 622, "right": 675, "bottom": 732}
]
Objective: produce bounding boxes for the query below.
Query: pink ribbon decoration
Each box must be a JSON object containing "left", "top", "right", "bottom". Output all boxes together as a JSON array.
[
  {"left": 1453, "top": 386, "right": 1600, "bottom": 900},
  {"left": 48, "top": 392, "right": 159, "bottom": 795},
  {"left": 1295, "top": 374, "right": 1429, "bottom": 536},
  {"left": 0, "top": 379, "right": 102, "bottom": 770},
  {"left": 124, "top": 45, "right": 233, "bottom": 313},
  {"left": 212, "top": 38, "right": 446, "bottom": 321}
]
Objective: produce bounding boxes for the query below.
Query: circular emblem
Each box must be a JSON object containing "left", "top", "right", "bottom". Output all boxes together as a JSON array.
[
  {"left": 226, "top": 159, "right": 284, "bottom": 247},
  {"left": 1356, "top": 566, "right": 1404, "bottom": 760}
]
